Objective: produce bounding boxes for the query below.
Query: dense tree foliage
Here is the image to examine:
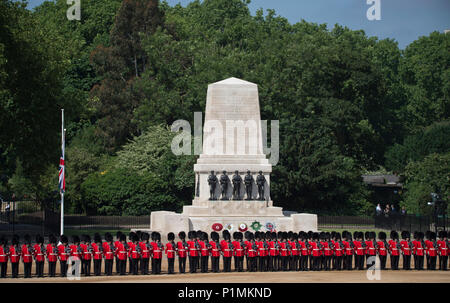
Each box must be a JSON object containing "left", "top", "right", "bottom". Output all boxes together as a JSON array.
[{"left": 0, "top": 0, "right": 448, "bottom": 215}]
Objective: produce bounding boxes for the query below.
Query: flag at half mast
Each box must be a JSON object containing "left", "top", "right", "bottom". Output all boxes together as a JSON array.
[{"left": 59, "top": 110, "right": 65, "bottom": 193}]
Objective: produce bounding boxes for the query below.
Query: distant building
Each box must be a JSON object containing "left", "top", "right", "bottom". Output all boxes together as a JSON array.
[
  {"left": 362, "top": 174, "right": 403, "bottom": 209},
  {"left": 445, "top": 29, "right": 450, "bottom": 34}
]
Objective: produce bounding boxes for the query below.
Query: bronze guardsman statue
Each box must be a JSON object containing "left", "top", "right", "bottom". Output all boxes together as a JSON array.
[
  {"left": 232, "top": 170, "right": 242, "bottom": 200},
  {"left": 256, "top": 171, "right": 266, "bottom": 200},
  {"left": 220, "top": 171, "right": 230, "bottom": 200},
  {"left": 244, "top": 170, "right": 254, "bottom": 200},
  {"left": 208, "top": 171, "right": 218, "bottom": 200}
]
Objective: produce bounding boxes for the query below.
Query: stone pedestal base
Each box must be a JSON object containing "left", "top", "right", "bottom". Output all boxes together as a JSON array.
[{"left": 145, "top": 200, "right": 317, "bottom": 235}]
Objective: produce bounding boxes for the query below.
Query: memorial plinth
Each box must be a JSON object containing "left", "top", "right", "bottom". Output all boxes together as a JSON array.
[{"left": 146, "top": 77, "right": 317, "bottom": 235}]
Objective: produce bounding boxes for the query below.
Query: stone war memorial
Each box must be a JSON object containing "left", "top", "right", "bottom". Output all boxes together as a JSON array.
[{"left": 148, "top": 77, "right": 317, "bottom": 235}]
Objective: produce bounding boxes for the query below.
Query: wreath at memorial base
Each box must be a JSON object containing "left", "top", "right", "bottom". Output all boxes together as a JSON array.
[
  {"left": 212, "top": 223, "right": 223, "bottom": 231},
  {"left": 225, "top": 223, "right": 234, "bottom": 232},
  {"left": 238, "top": 223, "right": 248, "bottom": 232},
  {"left": 265, "top": 222, "right": 275, "bottom": 232},
  {"left": 250, "top": 221, "right": 262, "bottom": 231}
]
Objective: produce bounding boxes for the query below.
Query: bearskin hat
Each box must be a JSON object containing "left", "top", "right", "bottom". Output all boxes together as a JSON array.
[
  {"left": 265, "top": 231, "right": 272, "bottom": 239},
  {"left": 360, "top": 232, "right": 365, "bottom": 241},
  {"left": 233, "top": 232, "right": 238, "bottom": 240},
  {"left": 12, "top": 235, "right": 19, "bottom": 246},
  {"left": 249, "top": 233, "right": 254, "bottom": 241},
  {"left": 93, "top": 233, "right": 102, "bottom": 243},
  {"left": 378, "top": 231, "right": 386, "bottom": 240},
  {"left": 401, "top": 231, "right": 409, "bottom": 239},
  {"left": 135, "top": 230, "right": 142, "bottom": 240},
  {"left": 105, "top": 233, "right": 113, "bottom": 242},
  {"left": 365, "top": 231, "right": 371, "bottom": 240},
  {"left": 342, "top": 230, "right": 348, "bottom": 239},
  {"left": 390, "top": 231, "right": 398, "bottom": 240},
  {"left": 210, "top": 231, "right": 218, "bottom": 241},
  {"left": 271, "top": 232, "right": 277, "bottom": 240},
  {"left": 178, "top": 231, "right": 186, "bottom": 240},
  {"left": 167, "top": 232, "right": 175, "bottom": 241},
  {"left": 0, "top": 236, "right": 6, "bottom": 246},
  {"left": 119, "top": 233, "right": 127, "bottom": 242},
  {"left": 223, "top": 231, "right": 230, "bottom": 240},
  {"left": 141, "top": 232, "right": 149, "bottom": 241},
  {"left": 36, "top": 234, "right": 44, "bottom": 244},
  {"left": 24, "top": 234, "right": 31, "bottom": 244},
  {"left": 244, "top": 231, "right": 251, "bottom": 240},
  {"left": 60, "top": 235, "right": 68, "bottom": 244},
  {"left": 293, "top": 232, "right": 298, "bottom": 240},
  {"left": 116, "top": 231, "right": 123, "bottom": 239},
  {"left": 353, "top": 231, "right": 359, "bottom": 240},
  {"left": 335, "top": 232, "right": 341, "bottom": 240},
  {"left": 132, "top": 233, "right": 139, "bottom": 242},
  {"left": 72, "top": 235, "right": 80, "bottom": 244},
  {"left": 312, "top": 232, "right": 319, "bottom": 240},
  {"left": 439, "top": 230, "right": 447, "bottom": 239},
  {"left": 413, "top": 231, "right": 419, "bottom": 240},
  {"left": 287, "top": 231, "right": 293, "bottom": 239},
  {"left": 425, "top": 230, "right": 431, "bottom": 240},
  {"left": 430, "top": 232, "right": 436, "bottom": 240},
  {"left": 128, "top": 232, "right": 135, "bottom": 241},
  {"left": 84, "top": 234, "right": 91, "bottom": 243},
  {"left": 419, "top": 232, "right": 425, "bottom": 240},
  {"left": 49, "top": 234, "right": 57, "bottom": 244},
  {"left": 319, "top": 231, "right": 325, "bottom": 240}
]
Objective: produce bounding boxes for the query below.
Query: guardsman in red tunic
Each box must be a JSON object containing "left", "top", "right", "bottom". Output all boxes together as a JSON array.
[
  {"left": 425, "top": 231, "right": 438, "bottom": 270},
  {"left": 289, "top": 232, "right": 299, "bottom": 271},
  {"left": 0, "top": 236, "right": 9, "bottom": 278},
  {"left": 321, "top": 232, "right": 333, "bottom": 271},
  {"left": 352, "top": 232, "right": 365, "bottom": 270},
  {"left": 80, "top": 234, "right": 93, "bottom": 276},
  {"left": 388, "top": 231, "right": 401, "bottom": 270},
  {"left": 46, "top": 234, "right": 58, "bottom": 277},
  {"left": 92, "top": 233, "right": 103, "bottom": 276},
  {"left": 58, "top": 235, "right": 70, "bottom": 277},
  {"left": 279, "top": 232, "right": 291, "bottom": 271},
  {"left": 400, "top": 231, "right": 412, "bottom": 270},
  {"left": 201, "top": 232, "right": 212, "bottom": 273},
  {"left": 139, "top": 232, "right": 151, "bottom": 275},
  {"left": 244, "top": 231, "right": 251, "bottom": 271},
  {"left": 166, "top": 232, "right": 176, "bottom": 274},
  {"left": 116, "top": 233, "right": 128, "bottom": 275},
  {"left": 437, "top": 231, "right": 448, "bottom": 271},
  {"left": 248, "top": 233, "right": 259, "bottom": 272},
  {"left": 221, "top": 230, "right": 233, "bottom": 272},
  {"left": 376, "top": 232, "right": 388, "bottom": 270},
  {"left": 33, "top": 234, "right": 45, "bottom": 277},
  {"left": 114, "top": 231, "right": 123, "bottom": 274},
  {"left": 267, "top": 232, "right": 276, "bottom": 271},
  {"left": 233, "top": 232, "right": 245, "bottom": 272},
  {"left": 9, "top": 235, "right": 20, "bottom": 278},
  {"left": 22, "top": 234, "right": 34, "bottom": 278},
  {"left": 412, "top": 232, "right": 425, "bottom": 270},
  {"left": 151, "top": 232, "right": 164, "bottom": 274},
  {"left": 333, "top": 232, "right": 344, "bottom": 270},
  {"left": 70, "top": 235, "right": 82, "bottom": 275},
  {"left": 210, "top": 231, "right": 221, "bottom": 273},
  {"left": 364, "top": 232, "right": 377, "bottom": 270},
  {"left": 129, "top": 233, "right": 141, "bottom": 275},
  {"left": 127, "top": 232, "right": 135, "bottom": 274},
  {"left": 187, "top": 231, "right": 199, "bottom": 273},
  {"left": 309, "top": 232, "right": 321, "bottom": 271},
  {"left": 102, "top": 233, "right": 115, "bottom": 276},
  {"left": 257, "top": 232, "right": 267, "bottom": 272},
  {"left": 177, "top": 231, "right": 188, "bottom": 273},
  {"left": 298, "top": 232, "right": 309, "bottom": 271},
  {"left": 342, "top": 231, "right": 353, "bottom": 270}
]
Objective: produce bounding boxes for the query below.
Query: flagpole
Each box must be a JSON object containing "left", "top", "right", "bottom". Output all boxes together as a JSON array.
[{"left": 60, "top": 109, "right": 64, "bottom": 236}]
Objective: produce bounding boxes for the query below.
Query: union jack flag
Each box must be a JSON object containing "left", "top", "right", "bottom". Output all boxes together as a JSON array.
[{"left": 59, "top": 110, "right": 65, "bottom": 193}]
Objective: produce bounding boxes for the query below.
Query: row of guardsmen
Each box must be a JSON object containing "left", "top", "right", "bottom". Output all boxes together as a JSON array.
[{"left": 0, "top": 229, "right": 448, "bottom": 278}]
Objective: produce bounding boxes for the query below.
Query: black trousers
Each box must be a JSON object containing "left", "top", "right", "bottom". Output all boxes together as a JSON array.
[
  {"left": 152, "top": 258, "right": 161, "bottom": 274},
  {"left": 82, "top": 259, "right": 91, "bottom": 276},
  {"left": 345, "top": 255, "right": 353, "bottom": 270},
  {"left": 48, "top": 261, "right": 56, "bottom": 277},
  {"left": 248, "top": 257, "right": 257, "bottom": 272},
  {"left": 60, "top": 260, "right": 68, "bottom": 277},
  {"left": 168, "top": 258, "right": 175, "bottom": 274},
  {"left": 281, "top": 256, "right": 289, "bottom": 271},
  {"left": 119, "top": 259, "right": 127, "bottom": 275},
  {"left": 402, "top": 255, "right": 411, "bottom": 270},
  {"left": 268, "top": 256, "right": 275, "bottom": 271},
  {"left": 189, "top": 256, "right": 198, "bottom": 273},
  {"left": 35, "top": 261, "right": 44, "bottom": 277},
  {"left": 334, "top": 256, "right": 343, "bottom": 270},
  {"left": 427, "top": 256, "right": 437, "bottom": 270},
  {"left": 105, "top": 259, "right": 113, "bottom": 276},
  {"left": 223, "top": 257, "right": 232, "bottom": 272},
  {"left": 323, "top": 256, "right": 332, "bottom": 270},
  {"left": 93, "top": 259, "right": 102, "bottom": 276},
  {"left": 299, "top": 255, "right": 308, "bottom": 271},
  {"left": 414, "top": 255, "right": 424, "bottom": 270},
  {"left": 391, "top": 255, "right": 399, "bottom": 270},
  {"left": 355, "top": 255, "right": 365, "bottom": 270},
  {"left": 312, "top": 256, "right": 320, "bottom": 271},
  {"left": 211, "top": 256, "right": 220, "bottom": 272},
  {"left": 290, "top": 255, "right": 299, "bottom": 271},
  {"left": 24, "top": 262, "right": 32, "bottom": 278},
  {"left": 115, "top": 257, "right": 120, "bottom": 274},
  {"left": 0, "top": 262, "right": 7, "bottom": 278},
  {"left": 11, "top": 262, "right": 19, "bottom": 278},
  {"left": 179, "top": 257, "right": 186, "bottom": 273},
  {"left": 379, "top": 255, "right": 387, "bottom": 270},
  {"left": 439, "top": 255, "right": 447, "bottom": 270},
  {"left": 141, "top": 258, "right": 149, "bottom": 274},
  {"left": 200, "top": 256, "right": 209, "bottom": 273},
  {"left": 131, "top": 258, "right": 139, "bottom": 275},
  {"left": 234, "top": 256, "right": 243, "bottom": 272}
]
